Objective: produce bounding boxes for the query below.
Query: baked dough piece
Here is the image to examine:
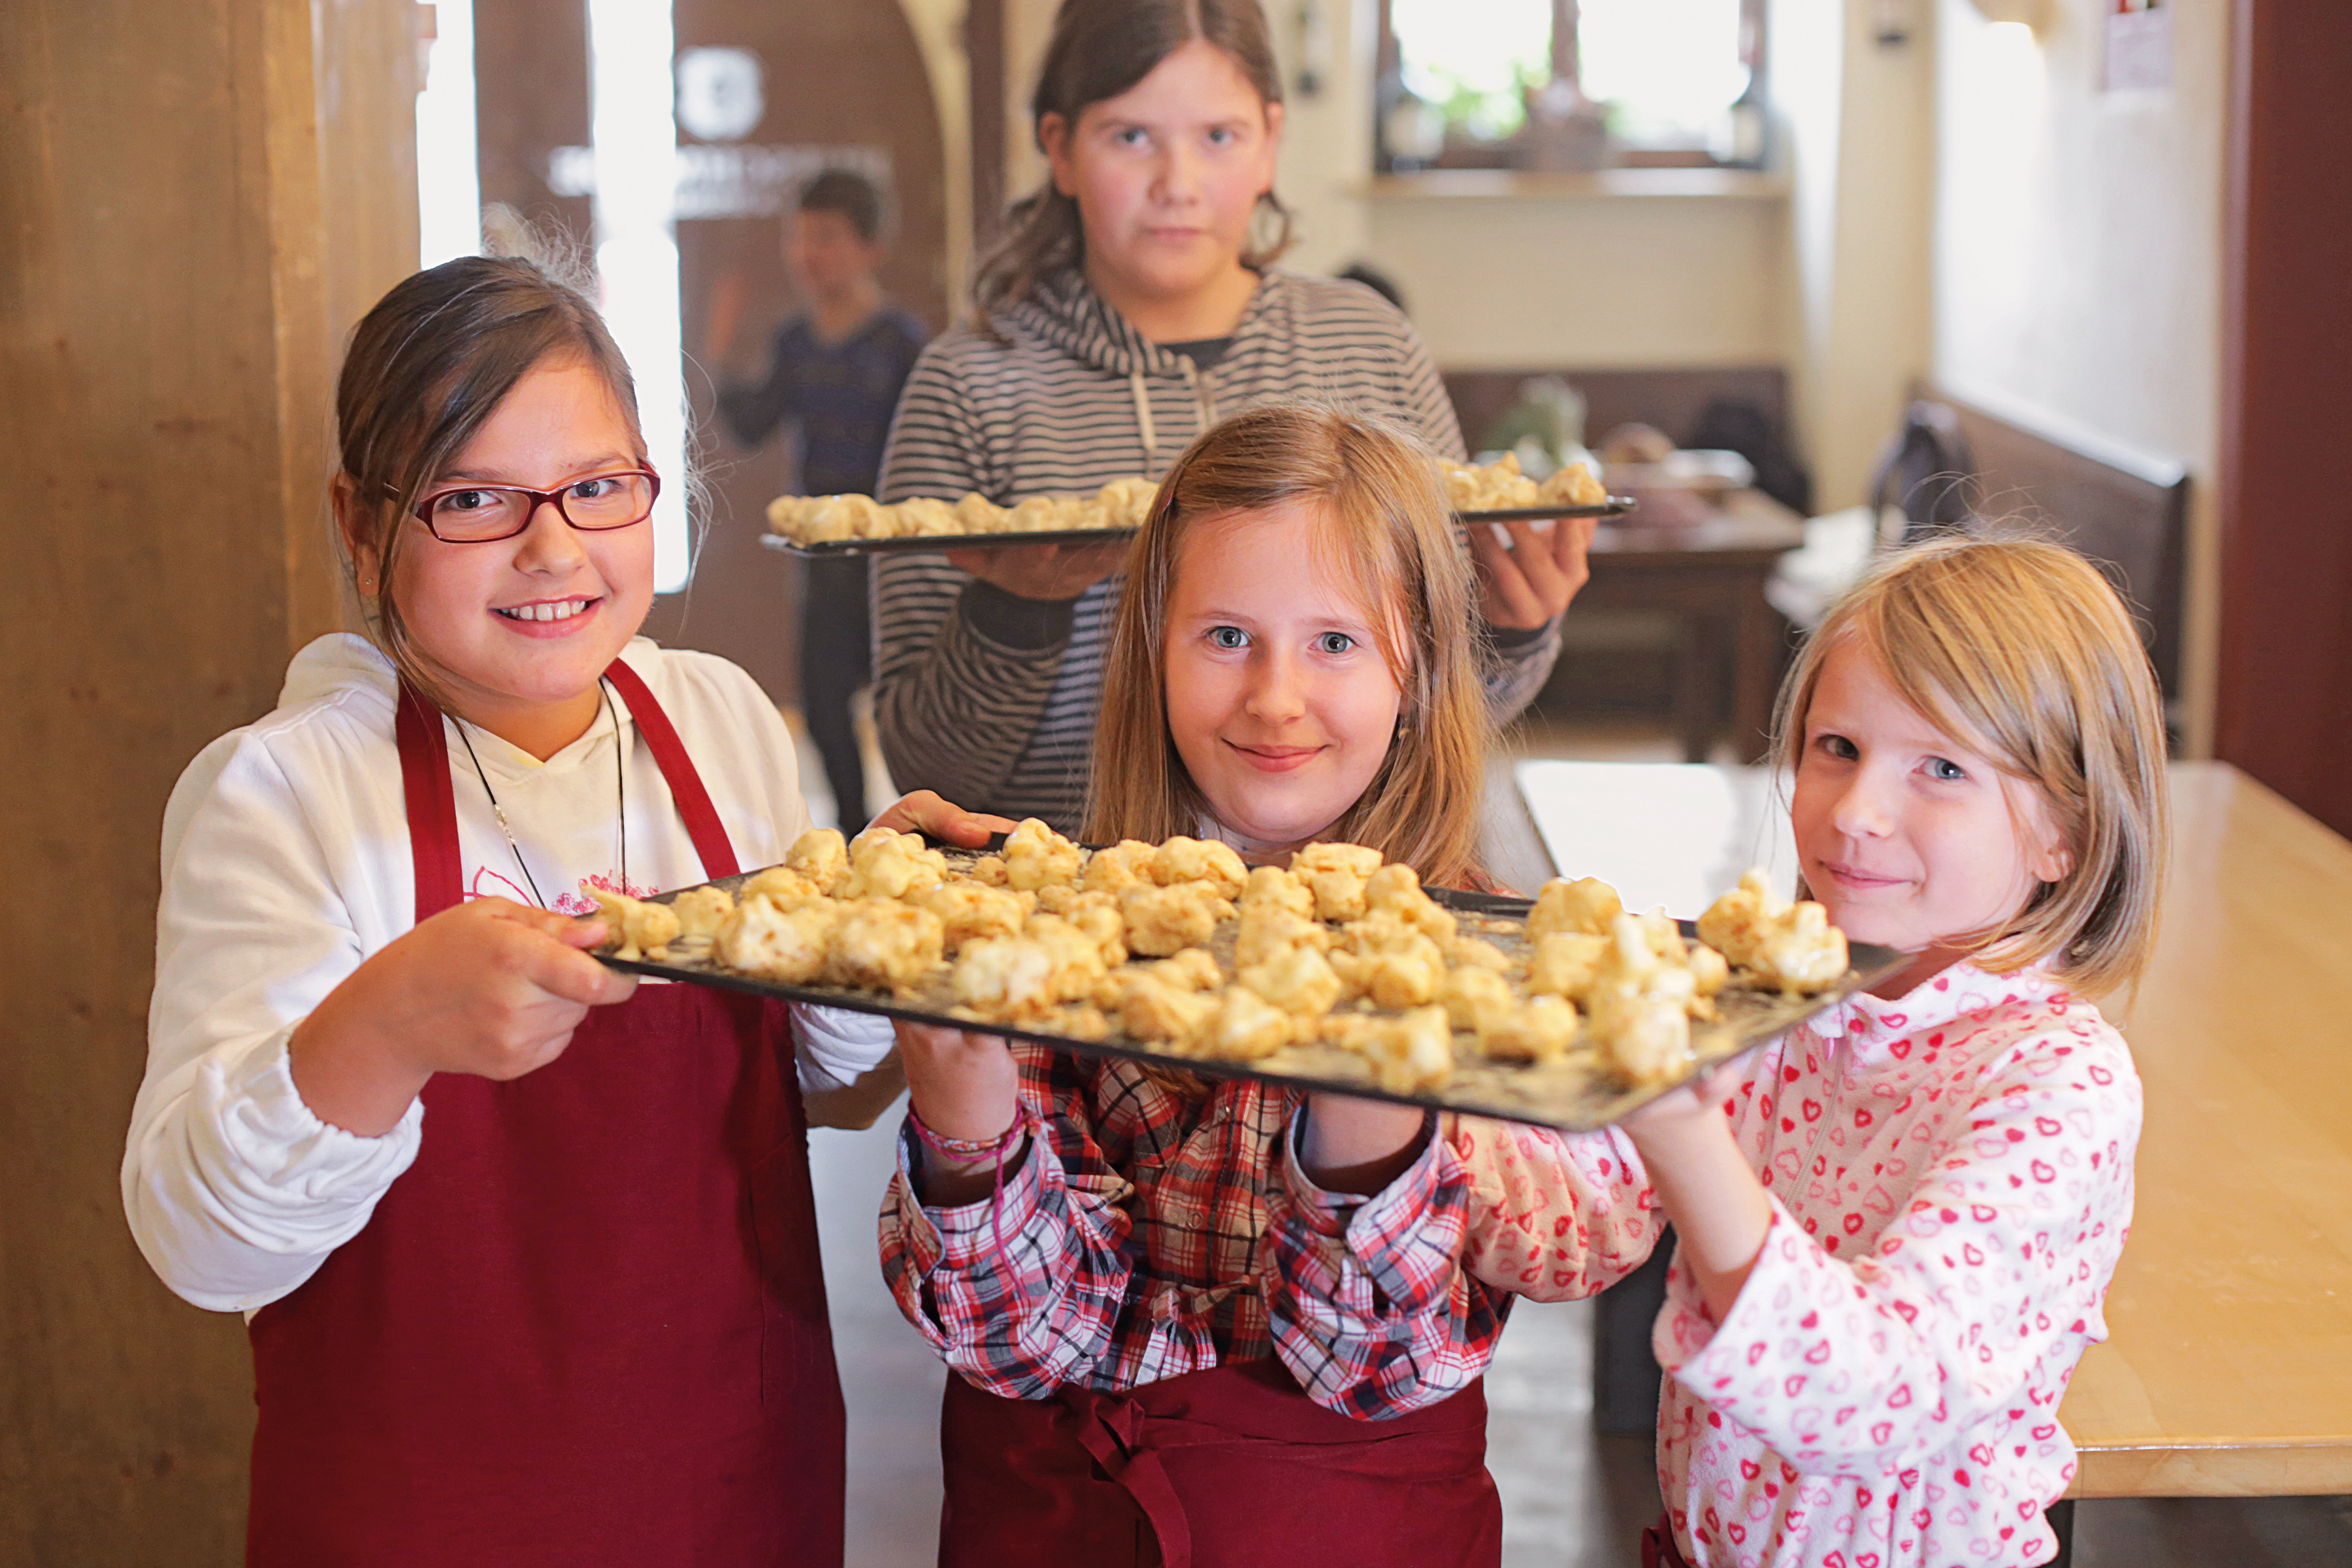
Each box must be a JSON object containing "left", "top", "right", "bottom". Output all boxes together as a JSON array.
[
  {"left": 963, "top": 853, "right": 1011, "bottom": 887},
  {"left": 1536, "top": 461, "right": 1607, "bottom": 508},
  {"left": 1039, "top": 892, "right": 1128, "bottom": 968},
  {"left": 714, "top": 892, "right": 841, "bottom": 984},
  {"left": 743, "top": 866, "right": 823, "bottom": 904},
  {"left": 1113, "top": 973, "right": 1220, "bottom": 1051},
  {"left": 1003, "top": 817, "right": 1086, "bottom": 892},
  {"left": 892, "top": 496, "right": 960, "bottom": 536},
  {"left": 1237, "top": 943, "right": 1344, "bottom": 1019},
  {"left": 1118, "top": 881, "right": 1234, "bottom": 957},
  {"left": 826, "top": 900, "right": 945, "bottom": 992},
  {"left": 1335, "top": 940, "right": 1439, "bottom": 1011},
  {"left": 785, "top": 827, "right": 850, "bottom": 894},
  {"left": 1146, "top": 947, "right": 1224, "bottom": 992},
  {"left": 950, "top": 916, "right": 1104, "bottom": 1022},
  {"left": 1526, "top": 876, "right": 1625, "bottom": 940},
  {"left": 1201, "top": 987, "right": 1293, "bottom": 1062},
  {"left": 923, "top": 881, "right": 1032, "bottom": 949},
  {"left": 668, "top": 885, "right": 736, "bottom": 940},
  {"left": 1354, "top": 1005, "right": 1455, "bottom": 1094},
  {"left": 1291, "top": 842, "right": 1383, "bottom": 923},
  {"left": 1437, "top": 966, "right": 1514, "bottom": 1034},
  {"left": 1235, "top": 907, "right": 1330, "bottom": 970},
  {"left": 1479, "top": 994, "right": 1579, "bottom": 1064},
  {"left": 1585, "top": 914, "right": 1699, "bottom": 1086},
  {"left": 1150, "top": 836, "right": 1249, "bottom": 900},
  {"left": 1446, "top": 935, "right": 1513, "bottom": 973},
  {"left": 1526, "top": 932, "right": 1609, "bottom": 1002},
  {"left": 1239, "top": 865, "right": 1315, "bottom": 920},
  {"left": 589, "top": 889, "right": 683, "bottom": 960},
  {"left": 1095, "top": 476, "right": 1159, "bottom": 528},
  {"left": 1362, "top": 862, "right": 1458, "bottom": 943},
  {"left": 1697, "top": 869, "right": 1849, "bottom": 994},
  {"left": 1082, "top": 839, "right": 1158, "bottom": 896},
  {"left": 843, "top": 828, "right": 947, "bottom": 902}
]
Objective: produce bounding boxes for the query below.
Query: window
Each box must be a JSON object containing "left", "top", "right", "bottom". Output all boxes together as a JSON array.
[{"left": 1375, "top": 0, "right": 1767, "bottom": 174}]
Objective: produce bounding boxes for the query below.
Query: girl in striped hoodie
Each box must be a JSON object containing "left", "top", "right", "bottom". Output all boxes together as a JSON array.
[{"left": 874, "top": 0, "right": 1595, "bottom": 830}]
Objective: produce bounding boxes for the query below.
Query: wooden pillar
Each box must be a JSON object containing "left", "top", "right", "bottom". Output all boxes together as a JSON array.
[
  {"left": 2215, "top": 0, "right": 2352, "bottom": 837},
  {"left": 0, "top": 0, "right": 419, "bottom": 1557}
]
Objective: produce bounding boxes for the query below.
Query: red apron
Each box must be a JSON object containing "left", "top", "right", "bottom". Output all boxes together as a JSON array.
[
  {"left": 245, "top": 661, "right": 843, "bottom": 1568},
  {"left": 939, "top": 1356, "right": 1501, "bottom": 1568}
]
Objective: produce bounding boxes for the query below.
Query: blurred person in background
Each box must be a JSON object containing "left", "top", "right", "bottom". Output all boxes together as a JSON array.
[{"left": 714, "top": 169, "right": 929, "bottom": 824}]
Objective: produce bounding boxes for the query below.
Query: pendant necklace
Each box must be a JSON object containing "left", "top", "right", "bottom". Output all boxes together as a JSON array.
[{"left": 452, "top": 681, "right": 627, "bottom": 908}]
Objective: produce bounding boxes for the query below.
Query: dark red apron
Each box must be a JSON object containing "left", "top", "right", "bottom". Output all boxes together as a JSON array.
[
  {"left": 245, "top": 660, "right": 843, "bottom": 1568},
  {"left": 939, "top": 1356, "right": 1501, "bottom": 1568}
]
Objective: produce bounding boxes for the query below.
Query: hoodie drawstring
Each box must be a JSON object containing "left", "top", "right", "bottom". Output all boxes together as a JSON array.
[
  {"left": 1179, "top": 357, "right": 1218, "bottom": 436},
  {"left": 1130, "top": 368, "right": 1158, "bottom": 465}
]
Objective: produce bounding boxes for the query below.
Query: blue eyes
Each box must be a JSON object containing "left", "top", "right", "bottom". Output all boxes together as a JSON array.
[
  {"left": 1927, "top": 757, "right": 1968, "bottom": 781},
  {"left": 1203, "top": 627, "right": 1357, "bottom": 655}
]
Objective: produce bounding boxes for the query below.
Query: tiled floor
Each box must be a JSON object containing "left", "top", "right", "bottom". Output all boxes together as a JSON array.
[{"left": 789, "top": 708, "right": 2352, "bottom": 1567}]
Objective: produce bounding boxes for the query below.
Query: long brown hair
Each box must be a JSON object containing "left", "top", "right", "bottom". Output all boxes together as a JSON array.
[
  {"left": 1772, "top": 535, "right": 2170, "bottom": 992},
  {"left": 973, "top": 0, "right": 1293, "bottom": 323},
  {"left": 334, "top": 253, "right": 644, "bottom": 699},
  {"left": 1085, "top": 404, "right": 1490, "bottom": 887}
]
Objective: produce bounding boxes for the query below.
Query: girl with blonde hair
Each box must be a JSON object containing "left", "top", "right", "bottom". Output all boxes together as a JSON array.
[
  {"left": 1428, "top": 535, "right": 2170, "bottom": 1568},
  {"left": 878, "top": 405, "right": 1515, "bottom": 1568}
]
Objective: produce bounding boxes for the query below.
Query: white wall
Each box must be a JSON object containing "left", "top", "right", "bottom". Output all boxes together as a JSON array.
[{"left": 1932, "top": 0, "right": 2227, "bottom": 750}]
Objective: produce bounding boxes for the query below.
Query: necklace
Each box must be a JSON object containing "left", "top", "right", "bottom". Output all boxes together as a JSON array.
[{"left": 451, "top": 683, "right": 627, "bottom": 909}]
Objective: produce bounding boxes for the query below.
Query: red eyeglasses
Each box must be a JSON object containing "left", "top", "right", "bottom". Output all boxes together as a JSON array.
[{"left": 407, "top": 468, "right": 661, "bottom": 543}]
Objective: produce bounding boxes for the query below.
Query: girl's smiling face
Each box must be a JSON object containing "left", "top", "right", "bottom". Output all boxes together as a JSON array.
[
  {"left": 1791, "top": 636, "right": 2072, "bottom": 990},
  {"left": 372, "top": 357, "right": 654, "bottom": 757},
  {"left": 1043, "top": 38, "right": 1281, "bottom": 310},
  {"left": 1163, "top": 503, "right": 1405, "bottom": 854}
]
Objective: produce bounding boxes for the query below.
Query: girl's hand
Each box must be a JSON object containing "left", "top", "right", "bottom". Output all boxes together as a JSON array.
[
  {"left": 896, "top": 1021, "right": 1023, "bottom": 1205},
  {"left": 1468, "top": 514, "right": 1599, "bottom": 630},
  {"left": 946, "top": 540, "right": 1128, "bottom": 603},
  {"left": 289, "top": 898, "right": 639, "bottom": 1137},
  {"left": 1299, "top": 1093, "right": 1429, "bottom": 1195},
  {"left": 868, "top": 789, "right": 1017, "bottom": 848}
]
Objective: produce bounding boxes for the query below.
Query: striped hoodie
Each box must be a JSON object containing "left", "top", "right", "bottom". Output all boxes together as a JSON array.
[{"left": 872, "top": 267, "right": 1561, "bottom": 829}]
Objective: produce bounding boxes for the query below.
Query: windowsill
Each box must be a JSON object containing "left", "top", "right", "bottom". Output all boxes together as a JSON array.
[{"left": 1365, "top": 168, "right": 1788, "bottom": 201}]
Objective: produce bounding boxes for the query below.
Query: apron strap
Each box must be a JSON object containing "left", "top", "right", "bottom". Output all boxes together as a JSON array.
[
  {"left": 395, "top": 681, "right": 466, "bottom": 921},
  {"left": 393, "top": 659, "right": 742, "bottom": 928},
  {"left": 602, "top": 657, "right": 740, "bottom": 880}
]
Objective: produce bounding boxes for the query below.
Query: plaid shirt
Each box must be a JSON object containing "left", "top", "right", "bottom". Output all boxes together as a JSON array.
[{"left": 879, "top": 1044, "right": 1512, "bottom": 1419}]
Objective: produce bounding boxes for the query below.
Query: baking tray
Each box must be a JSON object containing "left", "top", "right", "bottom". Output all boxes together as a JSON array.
[
  {"left": 760, "top": 497, "right": 1638, "bottom": 559},
  {"left": 593, "top": 852, "right": 1901, "bottom": 1132}
]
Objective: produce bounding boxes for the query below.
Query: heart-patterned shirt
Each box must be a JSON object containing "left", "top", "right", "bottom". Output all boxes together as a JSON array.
[{"left": 1458, "top": 962, "right": 2141, "bottom": 1568}]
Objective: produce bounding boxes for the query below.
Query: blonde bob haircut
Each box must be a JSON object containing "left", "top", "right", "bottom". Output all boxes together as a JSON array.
[
  {"left": 1085, "top": 403, "right": 1490, "bottom": 888},
  {"left": 1774, "top": 534, "right": 2170, "bottom": 993}
]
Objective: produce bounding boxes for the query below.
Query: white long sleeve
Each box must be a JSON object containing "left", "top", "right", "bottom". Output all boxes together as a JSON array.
[{"left": 125, "top": 634, "right": 894, "bottom": 1313}]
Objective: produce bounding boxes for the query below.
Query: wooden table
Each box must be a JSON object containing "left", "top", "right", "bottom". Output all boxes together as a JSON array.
[
  {"left": 2061, "top": 760, "right": 2352, "bottom": 1497},
  {"left": 1570, "top": 490, "right": 1806, "bottom": 764}
]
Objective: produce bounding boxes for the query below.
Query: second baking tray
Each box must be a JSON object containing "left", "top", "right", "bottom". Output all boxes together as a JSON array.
[
  {"left": 761, "top": 498, "right": 1637, "bottom": 559},
  {"left": 595, "top": 863, "right": 1900, "bottom": 1132}
]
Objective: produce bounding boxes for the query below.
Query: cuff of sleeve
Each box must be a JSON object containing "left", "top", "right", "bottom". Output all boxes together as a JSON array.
[
  {"left": 1654, "top": 1195, "right": 1803, "bottom": 1375},
  {"left": 895, "top": 1106, "right": 1049, "bottom": 1266},
  {"left": 791, "top": 1002, "right": 898, "bottom": 1094},
  {"left": 1484, "top": 615, "right": 1558, "bottom": 649},
  {"left": 1282, "top": 1105, "right": 1443, "bottom": 1247},
  {"left": 218, "top": 1029, "right": 426, "bottom": 1188},
  {"left": 960, "top": 578, "right": 1080, "bottom": 650}
]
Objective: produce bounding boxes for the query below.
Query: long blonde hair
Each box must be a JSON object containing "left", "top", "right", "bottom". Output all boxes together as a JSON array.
[
  {"left": 1085, "top": 404, "right": 1490, "bottom": 887},
  {"left": 1774, "top": 535, "right": 2170, "bottom": 992}
]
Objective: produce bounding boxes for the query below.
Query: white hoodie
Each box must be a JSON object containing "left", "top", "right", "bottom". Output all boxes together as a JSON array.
[{"left": 124, "top": 633, "right": 894, "bottom": 1315}]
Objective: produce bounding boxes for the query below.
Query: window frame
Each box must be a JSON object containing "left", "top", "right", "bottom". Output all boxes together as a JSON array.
[{"left": 1373, "top": 0, "right": 1770, "bottom": 175}]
